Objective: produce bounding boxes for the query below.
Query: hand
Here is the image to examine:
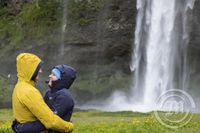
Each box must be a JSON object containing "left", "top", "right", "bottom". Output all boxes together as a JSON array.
[
  {"left": 48, "top": 79, "right": 52, "bottom": 87},
  {"left": 11, "top": 120, "right": 20, "bottom": 133}
]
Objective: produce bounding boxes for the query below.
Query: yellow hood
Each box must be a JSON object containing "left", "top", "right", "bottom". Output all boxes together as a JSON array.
[{"left": 17, "top": 53, "right": 42, "bottom": 83}]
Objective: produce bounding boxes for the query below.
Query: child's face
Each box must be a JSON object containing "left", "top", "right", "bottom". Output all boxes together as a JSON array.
[
  {"left": 49, "top": 73, "right": 58, "bottom": 81},
  {"left": 48, "top": 72, "right": 59, "bottom": 87}
]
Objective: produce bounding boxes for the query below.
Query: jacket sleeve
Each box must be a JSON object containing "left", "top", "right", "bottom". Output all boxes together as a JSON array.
[
  {"left": 21, "top": 87, "right": 74, "bottom": 133},
  {"left": 16, "top": 120, "right": 46, "bottom": 133},
  {"left": 52, "top": 92, "right": 74, "bottom": 121},
  {"left": 43, "top": 90, "right": 50, "bottom": 103}
]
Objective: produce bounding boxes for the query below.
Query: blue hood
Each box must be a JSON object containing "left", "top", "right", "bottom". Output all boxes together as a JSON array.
[{"left": 50, "top": 64, "right": 76, "bottom": 91}]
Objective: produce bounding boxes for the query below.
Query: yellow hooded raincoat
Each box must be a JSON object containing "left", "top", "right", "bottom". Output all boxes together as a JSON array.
[{"left": 12, "top": 53, "right": 73, "bottom": 133}]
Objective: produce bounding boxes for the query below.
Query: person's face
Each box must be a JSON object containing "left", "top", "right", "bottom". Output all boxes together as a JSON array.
[
  {"left": 49, "top": 73, "right": 59, "bottom": 81},
  {"left": 35, "top": 68, "right": 42, "bottom": 81},
  {"left": 48, "top": 72, "right": 59, "bottom": 87}
]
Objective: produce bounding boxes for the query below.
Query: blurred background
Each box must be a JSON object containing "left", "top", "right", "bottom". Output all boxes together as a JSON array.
[{"left": 0, "top": 0, "right": 200, "bottom": 112}]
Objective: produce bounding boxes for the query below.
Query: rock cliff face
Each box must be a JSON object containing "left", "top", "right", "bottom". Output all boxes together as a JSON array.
[
  {"left": 189, "top": 0, "right": 200, "bottom": 97},
  {"left": 191, "top": 0, "right": 200, "bottom": 69},
  {"left": 0, "top": 0, "right": 137, "bottom": 103},
  {"left": 62, "top": 0, "right": 136, "bottom": 73},
  {"left": 40, "top": 0, "right": 137, "bottom": 102},
  {"left": 0, "top": 0, "right": 200, "bottom": 104}
]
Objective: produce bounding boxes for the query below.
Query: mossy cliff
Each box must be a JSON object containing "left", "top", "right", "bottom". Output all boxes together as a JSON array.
[{"left": 0, "top": 0, "right": 200, "bottom": 105}]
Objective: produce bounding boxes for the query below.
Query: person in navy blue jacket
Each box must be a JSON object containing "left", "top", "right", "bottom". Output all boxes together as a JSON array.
[{"left": 12, "top": 64, "right": 76, "bottom": 133}]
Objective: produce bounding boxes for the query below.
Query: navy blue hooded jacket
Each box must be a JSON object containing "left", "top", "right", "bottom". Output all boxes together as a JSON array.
[
  {"left": 44, "top": 64, "right": 76, "bottom": 122},
  {"left": 13, "top": 65, "right": 76, "bottom": 133}
]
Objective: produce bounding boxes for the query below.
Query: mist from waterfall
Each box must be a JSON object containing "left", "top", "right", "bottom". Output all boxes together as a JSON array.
[{"left": 79, "top": 0, "right": 197, "bottom": 112}]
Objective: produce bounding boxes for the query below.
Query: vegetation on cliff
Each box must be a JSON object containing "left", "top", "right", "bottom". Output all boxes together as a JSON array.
[{"left": 0, "top": 0, "right": 105, "bottom": 46}]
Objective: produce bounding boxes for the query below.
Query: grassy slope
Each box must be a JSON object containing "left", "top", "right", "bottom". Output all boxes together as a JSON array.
[{"left": 0, "top": 109, "right": 200, "bottom": 133}]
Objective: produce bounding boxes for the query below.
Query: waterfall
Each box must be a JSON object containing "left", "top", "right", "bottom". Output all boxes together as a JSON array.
[
  {"left": 59, "top": 0, "right": 67, "bottom": 58},
  {"left": 79, "top": 0, "right": 195, "bottom": 112},
  {"left": 131, "top": 0, "right": 195, "bottom": 111}
]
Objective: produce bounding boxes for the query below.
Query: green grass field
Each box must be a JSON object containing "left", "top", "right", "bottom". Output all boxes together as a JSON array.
[{"left": 0, "top": 109, "right": 200, "bottom": 133}]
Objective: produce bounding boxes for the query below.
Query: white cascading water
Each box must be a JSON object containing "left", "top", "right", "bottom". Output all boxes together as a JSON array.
[
  {"left": 80, "top": 0, "right": 195, "bottom": 112},
  {"left": 130, "top": 0, "right": 195, "bottom": 111}
]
